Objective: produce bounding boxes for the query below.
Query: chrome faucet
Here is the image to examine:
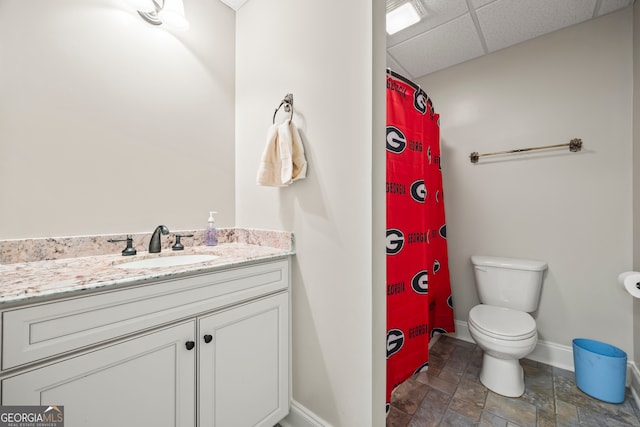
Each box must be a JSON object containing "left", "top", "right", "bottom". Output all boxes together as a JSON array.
[{"left": 149, "top": 225, "right": 169, "bottom": 253}]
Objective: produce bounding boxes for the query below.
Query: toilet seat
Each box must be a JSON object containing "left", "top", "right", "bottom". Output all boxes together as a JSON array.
[{"left": 469, "top": 305, "right": 536, "bottom": 341}]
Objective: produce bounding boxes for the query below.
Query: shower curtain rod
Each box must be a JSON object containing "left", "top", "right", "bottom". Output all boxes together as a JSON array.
[
  {"left": 386, "top": 68, "right": 418, "bottom": 91},
  {"left": 469, "top": 138, "right": 583, "bottom": 163},
  {"left": 386, "top": 68, "right": 435, "bottom": 114}
]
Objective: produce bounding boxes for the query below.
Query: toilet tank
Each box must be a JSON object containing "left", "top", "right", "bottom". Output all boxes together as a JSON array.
[{"left": 471, "top": 256, "right": 547, "bottom": 312}]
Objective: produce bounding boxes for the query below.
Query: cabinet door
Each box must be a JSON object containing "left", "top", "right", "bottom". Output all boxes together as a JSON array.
[
  {"left": 2, "top": 322, "right": 196, "bottom": 427},
  {"left": 199, "top": 292, "right": 289, "bottom": 427}
]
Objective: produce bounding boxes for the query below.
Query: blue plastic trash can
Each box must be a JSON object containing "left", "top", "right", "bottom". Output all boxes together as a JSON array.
[{"left": 573, "top": 338, "right": 627, "bottom": 403}]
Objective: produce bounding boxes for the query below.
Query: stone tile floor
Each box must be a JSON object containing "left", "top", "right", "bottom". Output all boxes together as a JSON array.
[{"left": 387, "top": 335, "right": 640, "bottom": 426}]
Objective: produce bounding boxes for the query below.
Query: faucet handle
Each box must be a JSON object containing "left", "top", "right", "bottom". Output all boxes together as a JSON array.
[
  {"left": 108, "top": 235, "right": 137, "bottom": 256},
  {"left": 172, "top": 234, "right": 194, "bottom": 251}
]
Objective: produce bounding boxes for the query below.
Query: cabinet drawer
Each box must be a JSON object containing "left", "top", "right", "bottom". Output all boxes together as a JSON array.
[{"left": 2, "top": 259, "right": 289, "bottom": 370}]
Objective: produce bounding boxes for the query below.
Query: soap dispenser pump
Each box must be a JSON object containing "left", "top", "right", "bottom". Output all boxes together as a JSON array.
[{"left": 205, "top": 211, "right": 218, "bottom": 246}]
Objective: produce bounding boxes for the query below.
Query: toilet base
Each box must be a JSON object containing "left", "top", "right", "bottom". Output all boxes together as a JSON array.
[{"left": 479, "top": 353, "right": 525, "bottom": 397}]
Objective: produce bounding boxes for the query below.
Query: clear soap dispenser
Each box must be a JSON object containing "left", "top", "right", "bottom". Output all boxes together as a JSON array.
[{"left": 205, "top": 211, "right": 218, "bottom": 246}]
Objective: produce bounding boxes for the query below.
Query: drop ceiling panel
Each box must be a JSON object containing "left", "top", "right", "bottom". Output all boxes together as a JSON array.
[
  {"left": 475, "top": 0, "right": 597, "bottom": 52},
  {"left": 388, "top": 14, "right": 485, "bottom": 78},
  {"left": 387, "top": 0, "right": 469, "bottom": 48}
]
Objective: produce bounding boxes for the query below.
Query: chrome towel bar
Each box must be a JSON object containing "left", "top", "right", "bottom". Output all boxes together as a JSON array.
[{"left": 470, "top": 138, "right": 582, "bottom": 164}]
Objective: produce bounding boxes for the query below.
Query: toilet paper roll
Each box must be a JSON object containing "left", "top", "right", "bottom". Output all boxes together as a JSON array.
[{"left": 618, "top": 271, "right": 640, "bottom": 298}]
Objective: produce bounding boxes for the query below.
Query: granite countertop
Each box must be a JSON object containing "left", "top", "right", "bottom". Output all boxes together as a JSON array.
[{"left": 0, "top": 229, "right": 294, "bottom": 306}]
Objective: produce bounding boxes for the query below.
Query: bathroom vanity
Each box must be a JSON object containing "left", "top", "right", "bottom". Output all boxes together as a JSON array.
[{"left": 0, "top": 229, "right": 293, "bottom": 427}]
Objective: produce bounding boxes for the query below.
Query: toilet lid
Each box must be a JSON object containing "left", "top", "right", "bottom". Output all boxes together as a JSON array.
[{"left": 469, "top": 305, "right": 536, "bottom": 341}]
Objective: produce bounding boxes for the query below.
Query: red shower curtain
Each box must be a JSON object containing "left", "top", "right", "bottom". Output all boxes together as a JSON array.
[{"left": 386, "top": 71, "right": 455, "bottom": 405}]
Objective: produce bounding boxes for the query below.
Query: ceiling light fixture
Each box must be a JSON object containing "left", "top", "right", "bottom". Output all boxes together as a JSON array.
[
  {"left": 135, "top": 0, "right": 189, "bottom": 30},
  {"left": 386, "top": 2, "right": 421, "bottom": 35}
]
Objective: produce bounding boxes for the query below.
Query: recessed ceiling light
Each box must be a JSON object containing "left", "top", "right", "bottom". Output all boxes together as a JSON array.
[{"left": 386, "top": 2, "right": 421, "bottom": 35}]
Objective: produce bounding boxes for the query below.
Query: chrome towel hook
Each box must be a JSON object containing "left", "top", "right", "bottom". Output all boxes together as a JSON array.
[{"left": 273, "top": 93, "right": 294, "bottom": 124}]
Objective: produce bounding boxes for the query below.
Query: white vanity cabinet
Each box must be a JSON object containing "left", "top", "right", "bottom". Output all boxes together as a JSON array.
[
  {"left": 0, "top": 259, "right": 290, "bottom": 427},
  {"left": 199, "top": 292, "right": 289, "bottom": 427}
]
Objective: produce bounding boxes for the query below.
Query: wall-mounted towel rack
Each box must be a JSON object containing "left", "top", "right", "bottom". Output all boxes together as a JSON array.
[
  {"left": 469, "top": 138, "right": 583, "bottom": 164},
  {"left": 273, "top": 93, "right": 294, "bottom": 124}
]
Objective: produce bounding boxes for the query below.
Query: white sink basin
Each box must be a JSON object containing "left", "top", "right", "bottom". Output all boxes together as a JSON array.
[{"left": 115, "top": 254, "right": 219, "bottom": 269}]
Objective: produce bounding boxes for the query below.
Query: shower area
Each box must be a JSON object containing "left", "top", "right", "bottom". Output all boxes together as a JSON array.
[{"left": 386, "top": 69, "right": 455, "bottom": 406}]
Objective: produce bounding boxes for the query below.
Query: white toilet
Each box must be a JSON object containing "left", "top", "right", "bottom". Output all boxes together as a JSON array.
[{"left": 467, "top": 255, "right": 547, "bottom": 397}]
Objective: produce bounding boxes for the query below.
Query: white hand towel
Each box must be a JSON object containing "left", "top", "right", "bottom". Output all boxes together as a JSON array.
[
  {"left": 257, "top": 121, "right": 307, "bottom": 187},
  {"left": 289, "top": 122, "right": 307, "bottom": 184},
  {"left": 278, "top": 121, "right": 294, "bottom": 185},
  {"left": 256, "top": 124, "right": 286, "bottom": 187}
]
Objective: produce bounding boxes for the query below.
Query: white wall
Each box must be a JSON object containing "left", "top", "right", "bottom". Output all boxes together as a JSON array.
[
  {"left": 372, "top": 2, "right": 388, "bottom": 425},
  {"left": 417, "top": 9, "right": 634, "bottom": 357},
  {"left": 0, "top": 0, "right": 236, "bottom": 239},
  {"left": 235, "top": 0, "right": 386, "bottom": 426},
  {"left": 633, "top": 1, "right": 640, "bottom": 367}
]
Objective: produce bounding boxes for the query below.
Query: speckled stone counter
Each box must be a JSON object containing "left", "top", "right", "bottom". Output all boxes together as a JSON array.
[{"left": 0, "top": 228, "right": 294, "bottom": 306}]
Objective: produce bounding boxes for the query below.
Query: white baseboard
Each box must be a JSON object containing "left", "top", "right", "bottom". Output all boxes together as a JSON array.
[
  {"left": 449, "top": 319, "right": 473, "bottom": 344},
  {"left": 279, "top": 400, "right": 333, "bottom": 427},
  {"left": 450, "top": 319, "right": 575, "bottom": 371},
  {"left": 527, "top": 339, "right": 575, "bottom": 372}
]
